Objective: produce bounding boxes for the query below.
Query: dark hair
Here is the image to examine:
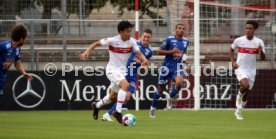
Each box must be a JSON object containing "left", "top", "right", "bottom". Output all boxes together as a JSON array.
[
  {"left": 117, "top": 20, "right": 133, "bottom": 33},
  {"left": 175, "top": 23, "right": 185, "bottom": 29},
  {"left": 11, "top": 25, "right": 27, "bottom": 41},
  {"left": 143, "top": 28, "right": 152, "bottom": 35},
  {"left": 246, "top": 20, "right": 258, "bottom": 29}
]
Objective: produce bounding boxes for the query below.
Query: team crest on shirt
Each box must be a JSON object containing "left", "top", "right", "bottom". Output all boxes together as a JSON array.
[
  {"left": 127, "top": 42, "right": 132, "bottom": 48},
  {"left": 145, "top": 49, "right": 150, "bottom": 56},
  {"left": 253, "top": 43, "right": 258, "bottom": 48},
  {"left": 183, "top": 41, "right": 188, "bottom": 48}
]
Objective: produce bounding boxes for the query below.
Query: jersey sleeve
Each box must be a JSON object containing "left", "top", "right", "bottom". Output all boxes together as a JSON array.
[
  {"left": 130, "top": 38, "right": 140, "bottom": 52},
  {"left": 160, "top": 38, "right": 170, "bottom": 50},
  {"left": 15, "top": 47, "right": 21, "bottom": 61},
  {"left": 259, "top": 40, "right": 265, "bottom": 53},
  {"left": 99, "top": 37, "right": 113, "bottom": 46},
  {"left": 231, "top": 38, "right": 239, "bottom": 49}
]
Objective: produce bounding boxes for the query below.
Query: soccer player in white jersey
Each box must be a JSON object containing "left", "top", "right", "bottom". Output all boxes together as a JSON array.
[
  {"left": 80, "top": 21, "right": 148, "bottom": 125},
  {"left": 229, "top": 20, "right": 265, "bottom": 120}
]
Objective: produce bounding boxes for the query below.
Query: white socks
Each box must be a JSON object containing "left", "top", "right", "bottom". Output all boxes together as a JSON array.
[
  {"left": 116, "top": 89, "right": 126, "bottom": 113},
  {"left": 238, "top": 91, "right": 244, "bottom": 98},
  {"left": 96, "top": 94, "right": 112, "bottom": 109}
]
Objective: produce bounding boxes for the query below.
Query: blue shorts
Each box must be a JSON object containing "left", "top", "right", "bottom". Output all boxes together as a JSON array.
[
  {"left": 125, "top": 75, "right": 138, "bottom": 94},
  {"left": 158, "top": 67, "right": 184, "bottom": 85}
]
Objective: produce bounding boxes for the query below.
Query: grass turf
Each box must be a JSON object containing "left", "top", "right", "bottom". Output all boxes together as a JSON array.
[{"left": 0, "top": 110, "right": 276, "bottom": 139}]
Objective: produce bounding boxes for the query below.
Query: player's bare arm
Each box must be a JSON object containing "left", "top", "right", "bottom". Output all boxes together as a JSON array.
[
  {"left": 14, "top": 60, "right": 33, "bottom": 80},
  {"left": 259, "top": 46, "right": 265, "bottom": 60},
  {"left": 157, "top": 47, "right": 180, "bottom": 55},
  {"left": 135, "top": 50, "right": 148, "bottom": 66},
  {"left": 229, "top": 48, "right": 238, "bottom": 69},
  {"left": 80, "top": 41, "right": 102, "bottom": 60}
]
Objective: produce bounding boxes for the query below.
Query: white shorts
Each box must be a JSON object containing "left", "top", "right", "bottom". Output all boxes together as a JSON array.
[
  {"left": 106, "top": 66, "right": 126, "bottom": 93},
  {"left": 236, "top": 74, "right": 255, "bottom": 90}
]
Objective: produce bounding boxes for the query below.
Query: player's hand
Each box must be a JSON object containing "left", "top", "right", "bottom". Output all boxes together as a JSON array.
[
  {"left": 23, "top": 73, "right": 33, "bottom": 80},
  {"left": 133, "top": 57, "right": 141, "bottom": 64},
  {"left": 232, "top": 61, "right": 239, "bottom": 69},
  {"left": 171, "top": 48, "right": 180, "bottom": 55},
  {"left": 141, "top": 59, "right": 149, "bottom": 66},
  {"left": 80, "top": 51, "right": 89, "bottom": 60}
]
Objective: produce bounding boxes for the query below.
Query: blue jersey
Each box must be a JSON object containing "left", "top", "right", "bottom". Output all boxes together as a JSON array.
[
  {"left": 160, "top": 36, "right": 189, "bottom": 71},
  {"left": 0, "top": 40, "right": 21, "bottom": 82},
  {"left": 126, "top": 41, "right": 153, "bottom": 77},
  {"left": 126, "top": 41, "right": 153, "bottom": 93}
]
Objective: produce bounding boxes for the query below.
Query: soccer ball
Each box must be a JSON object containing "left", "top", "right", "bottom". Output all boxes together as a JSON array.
[{"left": 122, "top": 113, "right": 136, "bottom": 126}]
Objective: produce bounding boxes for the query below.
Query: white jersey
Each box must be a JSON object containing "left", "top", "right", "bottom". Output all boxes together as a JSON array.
[
  {"left": 231, "top": 36, "right": 265, "bottom": 76},
  {"left": 100, "top": 35, "right": 139, "bottom": 73}
]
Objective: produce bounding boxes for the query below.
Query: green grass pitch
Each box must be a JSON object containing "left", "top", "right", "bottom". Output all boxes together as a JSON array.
[{"left": 0, "top": 110, "right": 276, "bottom": 139}]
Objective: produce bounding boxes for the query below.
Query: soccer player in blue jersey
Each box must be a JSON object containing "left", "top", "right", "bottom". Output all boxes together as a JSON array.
[
  {"left": 101, "top": 29, "right": 153, "bottom": 122},
  {"left": 0, "top": 25, "right": 33, "bottom": 102},
  {"left": 150, "top": 24, "right": 189, "bottom": 118}
]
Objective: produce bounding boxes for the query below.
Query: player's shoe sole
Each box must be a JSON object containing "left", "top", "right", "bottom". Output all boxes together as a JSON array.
[{"left": 91, "top": 102, "right": 99, "bottom": 120}]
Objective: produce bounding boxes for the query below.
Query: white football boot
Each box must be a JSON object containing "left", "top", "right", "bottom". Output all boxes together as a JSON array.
[{"left": 102, "top": 113, "right": 113, "bottom": 122}]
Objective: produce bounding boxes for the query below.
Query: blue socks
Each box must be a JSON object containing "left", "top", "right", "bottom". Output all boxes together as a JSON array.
[
  {"left": 169, "top": 86, "right": 180, "bottom": 98},
  {"left": 107, "top": 103, "right": 127, "bottom": 115},
  {"left": 151, "top": 91, "right": 161, "bottom": 108},
  {"left": 108, "top": 103, "right": 117, "bottom": 115}
]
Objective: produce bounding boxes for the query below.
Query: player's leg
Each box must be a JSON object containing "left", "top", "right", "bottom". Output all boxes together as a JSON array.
[
  {"left": 103, "top": 79, "right": 135, "bottom": 121},
  {"left": 166, "top": 75, "right": 183, "bottom": 109},
  {"left": 235, "top": 74, "right": 250, "bottom": 120},
  {"left": 102, "top": 102, "right": 116, "bottom": 122},
  {"left": 150, "top": 84, "right": 166, "bottom": 118},
  {"left": 92, "top": 87, "right": 117, "bottom": 120},
  {"left": 112, "top": 79, "right": 129, "bottom": 124},
  {"left": 236, "top": 78, "right": 250, "bottom": 109},
  {"left": 150, "top": 68, "right": 171, "bottom": 118},
  {"left": 115, "top": 79, "right": 129, "bottom": 112},
  {"left": 166, "top": 70, "right": 184, "bottom": 109},
  {"left": 241, "top": 77, "right": 254, "bottom": 108},
  {"left": 151, "top": 68, "right": 169, "bottom": 113},
  {"left": 103, "top": 91, "right": 132, "bottom": 121}
]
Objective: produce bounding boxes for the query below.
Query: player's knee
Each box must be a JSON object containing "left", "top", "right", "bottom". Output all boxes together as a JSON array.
[
  {"left": 120, "top": 80, "right": 130, "bottom": 91},
  {"left": 157, "top": 86, "right": 164, "bottom": 94},
  {"left": 175, "top": 82, "right": 183, "bottom": 90},
  {"left": 125, "top": 92, "right": 132, "bottom": 102},
  {"left": 109, "top": 92, "right": 117, "bottom": 101},
  {"left": 241, "top": 83, "right": 250, "bottom": 92}
]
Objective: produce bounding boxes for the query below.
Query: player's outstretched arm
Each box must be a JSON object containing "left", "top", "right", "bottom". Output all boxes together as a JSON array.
[
  {"left": 14, "top": 60, "right": 33, "bottom": 80},
  {"left": 135, "top": 50, "right": 148, "bottom": 66},
  {"left": 229, "top": 48, "right": 238, "bottom": 69},
  {"left": 80, "top": 41, "right": 102, "bottom": 60}
]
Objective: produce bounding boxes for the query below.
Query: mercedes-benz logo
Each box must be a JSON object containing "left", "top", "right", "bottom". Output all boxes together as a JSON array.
[{"left": 12, "top": 73, "right": 46, "bottom": 108}]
